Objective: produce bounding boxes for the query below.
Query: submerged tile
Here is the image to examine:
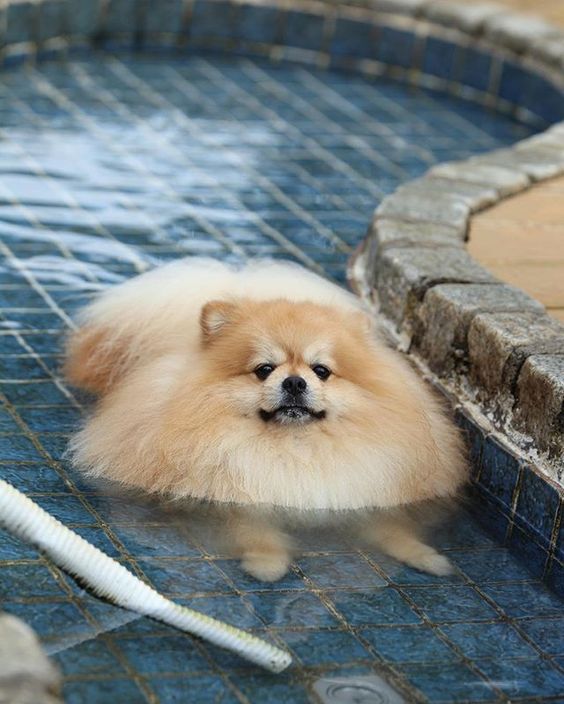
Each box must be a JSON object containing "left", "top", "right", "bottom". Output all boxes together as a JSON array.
[
  {"left": 215, "top": 559, "right": 306, "bottom": 591},
  {"left": 402, "top": 661, "right": 496, "bottom": 703},
  {"left": 515, "top": 617, "right": 564, "bottom": 656},
  {"left": 401, "top": 585, "right": 498, "bottom": 623},
  {"left": 0, "top": 463, "right": 70, "bottom": 493},
  {"left": 116, "top": 634, "right": 212, "bottom": 674},
  {"left": 112, "top": 523, "right": 201, "bottom": 558},
  {"left": 52, "top": 638, "right": 126, "bottom": 676},
  {"left": 138, "top": 558, "right": 233, "bottom": 596},
  {"left": 439, "top": 621, "right": 537, "bottom": 660},
  {"left": 0, "top": 562, "right": 65, "bottom": 599},
  {"left": 474, "top": 657, "right": 564, "bottom": 698},
  {"left": 514, "top": 465, "right": 560, "bottom": 546},
  {"left": 281, "top": 628, "right": 370, "bottom": 665},
  {"left": 2, "top": 600, "right": 95, "bottom": 641},
  {"left": 330, "top": 588, "right": 421, "bottom": 627},
  {"left": 177, "top": 594, "right": 264, "bottom": 630},
  {"left": 360, "top": 624, "right": 457, "bottom": 664},
  {"left": 297, "top": 554, "right": 387, "bottom": 589},
  {"left": 247, "top": 591, "right": 339, "bottom": 628},
  {"left": 151, "top": 675, "right": 241, "bottom": 703},
  {"left": 448, "top": 547, "right": 536, "bottom": 582},
  {"left": 32, "top": 494, "right": 96, "bottom": 525},
  {"left": 0, "top": 434, "right": 44, "bottom": 461},
  {"left": 63, "top": 678, "right": 146, "bottom": 704},
  {"left": 0, "top": 531, "right": 39, "bottom": 559},
  {"left": 481, "top": 581, "right": 563, "bottom": 618},
  {"left": 231, "top": 671, "right": 312, "bottom": 704}
]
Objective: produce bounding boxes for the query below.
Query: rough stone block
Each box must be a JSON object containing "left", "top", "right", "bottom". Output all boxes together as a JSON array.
[
  {"left": 371, "top": 0, "right": 427, "bottom": 16},
  {"left": 483, "top": 13, "right": 560, "bottom": 53},
  {"left": 373, "top": 217, "right": 464, "bottom": 249},
  {"left": 529, "top": 35, "right": 564, "bottom": 68},
  {"left": 423, "top": 1, "right": 503, "bottom": 33},
  {"left": 376, "top": 191, "right": 470, "bottom": 231},
  {"left": 375, "top": 247, "right": 496, "bottom": 324},
  {"left": 546, "top": 123, "right": 564, "bottom": 140},
  {"left": 362, "top": 217, "right": 464, "bottom": 301},
  {"left": 515, "top": 134, "right": 564, "bottom": 155},
  {"left": 468, "top": 311, "right": 564, "bottom": 396},
  {"left": 398, "top": 176, "right": 498, "bottom": 212},
  {"left": 510, "top": 146, "right": 564, "bottom": 181},
  {"left": 417, "top": 283, "right": 544, "bottom": 375},
  {"left": 468, "top": 148, "right": 564, "bottom": 182},
  {"left": 515, "top": 355, "right": 564, "bottom": 460},
  {"left": 427, "top": 160, "right": 530, "bottom": 198}
]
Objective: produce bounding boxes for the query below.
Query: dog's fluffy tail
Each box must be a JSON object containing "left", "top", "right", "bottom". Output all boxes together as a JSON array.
[{"left": 64, "top": 325, "right": 135, "bottom": 394}]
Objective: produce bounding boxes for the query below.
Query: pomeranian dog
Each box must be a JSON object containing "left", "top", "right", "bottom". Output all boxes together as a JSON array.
[{"left": 65, "top": 259, "right": 466, "bottom": 581}]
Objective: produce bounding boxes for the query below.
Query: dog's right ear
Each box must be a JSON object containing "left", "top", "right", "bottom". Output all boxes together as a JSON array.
[{"left": 200, "top": 300, "right": 238, "bottom": 342}]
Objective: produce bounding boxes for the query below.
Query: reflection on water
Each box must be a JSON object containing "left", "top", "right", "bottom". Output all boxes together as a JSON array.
[
  {"left": 0, "top": 53, "right": 533, "bottom": 308},
  {"left": 79, "top": 476, "right": 361, "bottom": 555},
  {"left": 73, "top": 476, "right": 459, "bottom": 582}
]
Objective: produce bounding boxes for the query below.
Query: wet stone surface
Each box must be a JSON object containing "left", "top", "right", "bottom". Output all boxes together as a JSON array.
[
  {"left": 0, "top": 53, "right": 562, "bottom": 703},
  {"left": 515, "top": 355, "right": 564, "bottom": 461},
  {"left": 374, "top": 246, "right": 496, "bottom": 324},
  {"left": 468, "top": 311, "right": 564, "bottom": 395},
  {"left": 416, "top": 283, "right": 545, "bottom": 375}
]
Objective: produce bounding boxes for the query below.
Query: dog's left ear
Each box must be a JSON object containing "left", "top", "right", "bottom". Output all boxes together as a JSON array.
[{"left": 200, "top": 300, "right": 239, "bottom": 342}]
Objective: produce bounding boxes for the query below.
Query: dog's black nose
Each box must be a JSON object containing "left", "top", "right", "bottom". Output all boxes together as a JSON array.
[{"left": 282, "top": 375, "right": 307, "bottom": 395}]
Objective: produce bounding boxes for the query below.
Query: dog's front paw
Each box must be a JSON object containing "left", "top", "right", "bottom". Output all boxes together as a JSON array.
[
  {"left": 412, "top": 550, "right": 454, "bottom": 576},
  {"left": 241, "top": 552, "right": 290, "bottom": 582}
]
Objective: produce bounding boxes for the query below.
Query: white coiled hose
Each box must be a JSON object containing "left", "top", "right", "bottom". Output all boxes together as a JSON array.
[{"left": 0, "top": 479, "right": 291, "bottom": 673}]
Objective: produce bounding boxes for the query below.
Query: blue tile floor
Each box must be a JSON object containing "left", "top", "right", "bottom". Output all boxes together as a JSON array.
[{"left": 0, "top": 53, "right": 562, "bottom": 703}]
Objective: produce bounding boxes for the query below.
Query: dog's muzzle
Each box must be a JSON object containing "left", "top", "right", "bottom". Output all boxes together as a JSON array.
[
  {"left": 259, "top": 405, "right": 326, "bottom": 423},
  {"left": 259, "top": 375, "right": 325, "bottom": 423}
]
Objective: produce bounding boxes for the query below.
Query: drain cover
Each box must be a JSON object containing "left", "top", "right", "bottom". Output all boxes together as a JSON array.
[{"left": 313, "top": 675, "right": 406, "bottom": 704}]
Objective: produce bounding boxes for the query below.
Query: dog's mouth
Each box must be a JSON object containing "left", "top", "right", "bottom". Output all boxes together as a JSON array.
[{"left": 259, "top": 406, "right": 326, "bottom": 423}]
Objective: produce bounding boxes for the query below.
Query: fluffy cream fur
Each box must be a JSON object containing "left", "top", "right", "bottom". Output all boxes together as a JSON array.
[{"left": 65, "top": 258, "right": 466, "bottom": 579}]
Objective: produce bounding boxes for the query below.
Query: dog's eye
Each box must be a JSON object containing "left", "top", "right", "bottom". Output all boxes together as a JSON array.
[
  {"left": 255, "top": 364, "right": 275, "bottom": 380},
  {"left": 312, "top": 365, "right": 331, "bottom": 380}
]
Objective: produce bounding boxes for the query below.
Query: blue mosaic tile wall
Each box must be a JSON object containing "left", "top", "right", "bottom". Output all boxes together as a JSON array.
[
  {"left": 0, "top": 52, "right": 563, "bottom": 702},
  {"left": 3, "top": 0, "right": 564, "bottom": 127},
  {"left": 456, "top": 408, "right": 564, "bottom": 600}
]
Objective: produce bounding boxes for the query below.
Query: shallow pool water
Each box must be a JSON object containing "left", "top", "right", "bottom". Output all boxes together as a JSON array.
[{"left": 0, "top": 53, "right": 562, "bottom": 703}]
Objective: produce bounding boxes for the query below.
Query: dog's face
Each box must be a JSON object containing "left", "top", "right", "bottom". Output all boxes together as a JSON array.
[{"left": 200, "top": 298, "right": 380, "bottom": 427}]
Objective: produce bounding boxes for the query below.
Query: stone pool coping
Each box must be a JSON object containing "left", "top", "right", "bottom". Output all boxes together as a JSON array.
[
  {"left": 342, "top": 0, "right": 564, "bottom": 588},
  {"left": 350, "top": 122, "right": 564, "bottom": 483},
  {"left": 0, "top": 0, "right": 562, "bottom": 589}
]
